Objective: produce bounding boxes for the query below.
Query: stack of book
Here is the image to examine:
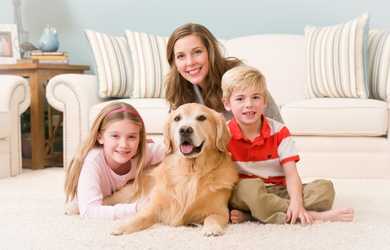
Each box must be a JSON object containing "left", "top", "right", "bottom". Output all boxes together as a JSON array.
[{"left": 29, "top": 51, "right": 69, "bottom": 64}]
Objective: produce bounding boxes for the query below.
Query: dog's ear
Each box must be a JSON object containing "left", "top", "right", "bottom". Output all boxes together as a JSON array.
[
  {"left": 214, "top": 111, "right": 231, "bottom": 152},
  {"left": 163, "top": 115, "right": 173, "bottom": 155}
]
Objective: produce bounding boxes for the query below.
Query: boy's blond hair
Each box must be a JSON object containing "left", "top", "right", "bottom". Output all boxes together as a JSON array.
[{"left": 221, "top": 65, "right": 268, "bottom": 102}]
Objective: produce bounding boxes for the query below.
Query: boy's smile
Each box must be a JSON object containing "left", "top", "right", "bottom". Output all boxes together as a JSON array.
[{"left": 242, "top": 110, "right": 257, "bottom": 119}]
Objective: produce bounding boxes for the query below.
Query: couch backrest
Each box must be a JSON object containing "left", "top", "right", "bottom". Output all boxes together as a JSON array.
[{"left": 224, "top": 35, "right": 306, "bottom": 106}]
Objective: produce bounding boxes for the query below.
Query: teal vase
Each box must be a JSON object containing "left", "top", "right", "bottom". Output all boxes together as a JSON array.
[{"left": 38, "top": 25, "right": 59, "bottom": 52}]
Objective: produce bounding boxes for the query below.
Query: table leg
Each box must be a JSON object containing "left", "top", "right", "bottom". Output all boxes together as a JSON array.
[{"left": 29, "top": 72, "right": 46, "bottom": 169}]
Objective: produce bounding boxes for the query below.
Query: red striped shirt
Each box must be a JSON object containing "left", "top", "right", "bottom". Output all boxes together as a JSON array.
[{"left": 228, "top": 116, "right": 300, "bottom": 185}]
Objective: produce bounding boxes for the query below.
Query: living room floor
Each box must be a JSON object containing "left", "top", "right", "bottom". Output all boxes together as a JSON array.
[{"left": 1, "top": 167, "right": 389, "bottom": 250}]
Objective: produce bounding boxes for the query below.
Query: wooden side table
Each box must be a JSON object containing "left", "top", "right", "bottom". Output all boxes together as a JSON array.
[{"left": 0, "top": 61, "right": 89, "bottom": 169}]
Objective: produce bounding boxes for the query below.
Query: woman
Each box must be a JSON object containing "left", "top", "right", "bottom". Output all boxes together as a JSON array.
[{"left": 164, "top": 23, "right": 283, "bottom": 122}]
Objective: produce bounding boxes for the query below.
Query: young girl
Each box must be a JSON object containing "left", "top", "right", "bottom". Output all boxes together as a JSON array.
[{"left": 64, "top": 102, "right": 165, "bottom": 220}]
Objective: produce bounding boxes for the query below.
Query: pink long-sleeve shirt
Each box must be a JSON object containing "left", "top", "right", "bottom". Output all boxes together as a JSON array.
[{"left": 76, "top": 141, "right": 165, "bottom": 220}]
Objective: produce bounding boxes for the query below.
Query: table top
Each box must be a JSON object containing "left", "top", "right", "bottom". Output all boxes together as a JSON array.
[{"left": 0, "top": 61, "right": 89, "bottom": 71}]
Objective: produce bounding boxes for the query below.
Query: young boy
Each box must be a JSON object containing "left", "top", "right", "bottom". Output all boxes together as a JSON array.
[{"left": 221, "top": 65, "right": 354, "bottom": 224}]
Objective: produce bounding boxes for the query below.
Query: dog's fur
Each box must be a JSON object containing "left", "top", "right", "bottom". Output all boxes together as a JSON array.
[{"left": 104, "top": 103, "right": 238, "bottom": 236}]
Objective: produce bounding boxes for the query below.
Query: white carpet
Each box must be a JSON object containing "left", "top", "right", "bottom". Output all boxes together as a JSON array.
[{"left": 1, "top": 168, "right": 390, "bottom": 250}]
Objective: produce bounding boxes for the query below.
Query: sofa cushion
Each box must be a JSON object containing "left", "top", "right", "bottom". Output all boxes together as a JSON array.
[
  {"left": 304, "top": 14, "right": 369, "bottom": 99},
  {"left": 85, "top": 30, "right": 133, "bottom": 98},
  {"left": 368, "top": 30, "right": 390, "bottom": 101},
  {"left": 281, "top": 98, "right": 388, "bottom": 136},
  {"left": 224, "top": 35, "right": 306, "bottom": 105},
  {"left": 89, "top": 99, "right": 170, "bottom": 135},
  {"left": 125, "top": 31, "right": 169, "bottom": 98}
]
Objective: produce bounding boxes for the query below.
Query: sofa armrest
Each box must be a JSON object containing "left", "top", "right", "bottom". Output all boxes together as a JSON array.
[
  {"left": 0, "top": 75, "right": 30, "bottom": 176},
  {"left": 46, "top": 74, "right": 108, "bottom": 168},
  {"left": 388, "top": 102, "right": 390, "bottom": 139},
  {"left": 0, "top": 75, "right": 30, "bottom": 114}
]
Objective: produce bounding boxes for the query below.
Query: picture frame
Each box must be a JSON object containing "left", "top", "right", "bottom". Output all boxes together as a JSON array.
[{"left": 0, "top": 24, "right": 20, "bottom": 64}]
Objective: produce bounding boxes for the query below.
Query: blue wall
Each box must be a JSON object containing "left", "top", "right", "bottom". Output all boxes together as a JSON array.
[
  {"left": 0, "top": 1, "right": 13, "bottom": 24},
  {"left": 1, "top": 0, "right": 389, "bottom": 69}
]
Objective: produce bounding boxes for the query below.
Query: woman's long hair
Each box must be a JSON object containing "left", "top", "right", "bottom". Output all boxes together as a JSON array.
[{"left": 64, "top": 102, "right": 147, "bottom": 201}]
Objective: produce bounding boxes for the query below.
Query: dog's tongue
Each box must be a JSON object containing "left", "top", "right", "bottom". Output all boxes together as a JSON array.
[{"left": 180, "top": 144, "right": 194, "bottom": 154}]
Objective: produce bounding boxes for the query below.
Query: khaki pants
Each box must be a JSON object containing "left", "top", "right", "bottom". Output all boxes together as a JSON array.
[{"left": 229, "top": 178, "right": 335, "bottom": 224}]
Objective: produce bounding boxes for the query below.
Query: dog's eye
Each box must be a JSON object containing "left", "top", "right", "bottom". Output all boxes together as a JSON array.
[
  {"left": 174, "top": 115, "right": 181, "bottom": 122},
  {"left": 196, "top": 115, "right": 206, "bottom": 121}
]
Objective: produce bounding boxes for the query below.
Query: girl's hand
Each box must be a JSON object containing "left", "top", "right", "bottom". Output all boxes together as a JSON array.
[{"left": 286, "top": 201, "right": 313, "bottom": 224}]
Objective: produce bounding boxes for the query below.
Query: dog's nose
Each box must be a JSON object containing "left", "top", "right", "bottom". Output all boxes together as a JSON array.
[{"left": 179, "top": 126, "right": 193, "bottom": 136}]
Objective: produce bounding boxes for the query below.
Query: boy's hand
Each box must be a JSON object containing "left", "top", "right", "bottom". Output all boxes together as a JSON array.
[
  {"left": 283, "top": 161, "right": 312, "bottom": 224},
  {"left": 286, "top": 201, "right": 313, "bottom": 224}
]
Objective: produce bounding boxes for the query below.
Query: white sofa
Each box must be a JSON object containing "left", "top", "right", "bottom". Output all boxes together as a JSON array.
[
  {"left": 46, "top": 34, "right": 390, "bottom": 178},
  {"left": 0, "top": 75, "right": 30, "bottom": 178}
]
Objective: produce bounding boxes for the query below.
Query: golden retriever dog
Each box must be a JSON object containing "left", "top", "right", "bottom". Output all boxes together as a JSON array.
[{"left": 104, "top": 103, "right": 238, "bottom": 236}]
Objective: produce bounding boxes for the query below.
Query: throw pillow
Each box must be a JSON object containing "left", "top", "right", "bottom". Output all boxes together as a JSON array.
[
  {"left": 125, "top": 30, "right": 169, "bottom": 98},
  {"left": 304, "top": 14, "right": 369, "bottom": 98},
  {"left": 368, "top": 29, "right": 390, "bottom": 101},
  {"left": 85, "top": 30, "right": 133, "bottom": 98}
]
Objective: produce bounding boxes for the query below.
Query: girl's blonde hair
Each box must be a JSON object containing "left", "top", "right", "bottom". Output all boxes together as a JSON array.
[
  {"left": 64, "top": 102, "right": 147, "bottom": 202},
  {"left": 165, "top": 23, "right": 241, "bottom": 112},
  {"left": 221, "top": 65, "right": 268, "bottom": 103}
]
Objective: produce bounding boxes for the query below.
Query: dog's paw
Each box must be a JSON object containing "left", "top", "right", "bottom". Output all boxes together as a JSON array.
[
  {"left": 202, "top": 224, "right": 224, "bottom": 237},
  {"left": 111, "top": 227, "right": 125, "bottom": 236}
]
